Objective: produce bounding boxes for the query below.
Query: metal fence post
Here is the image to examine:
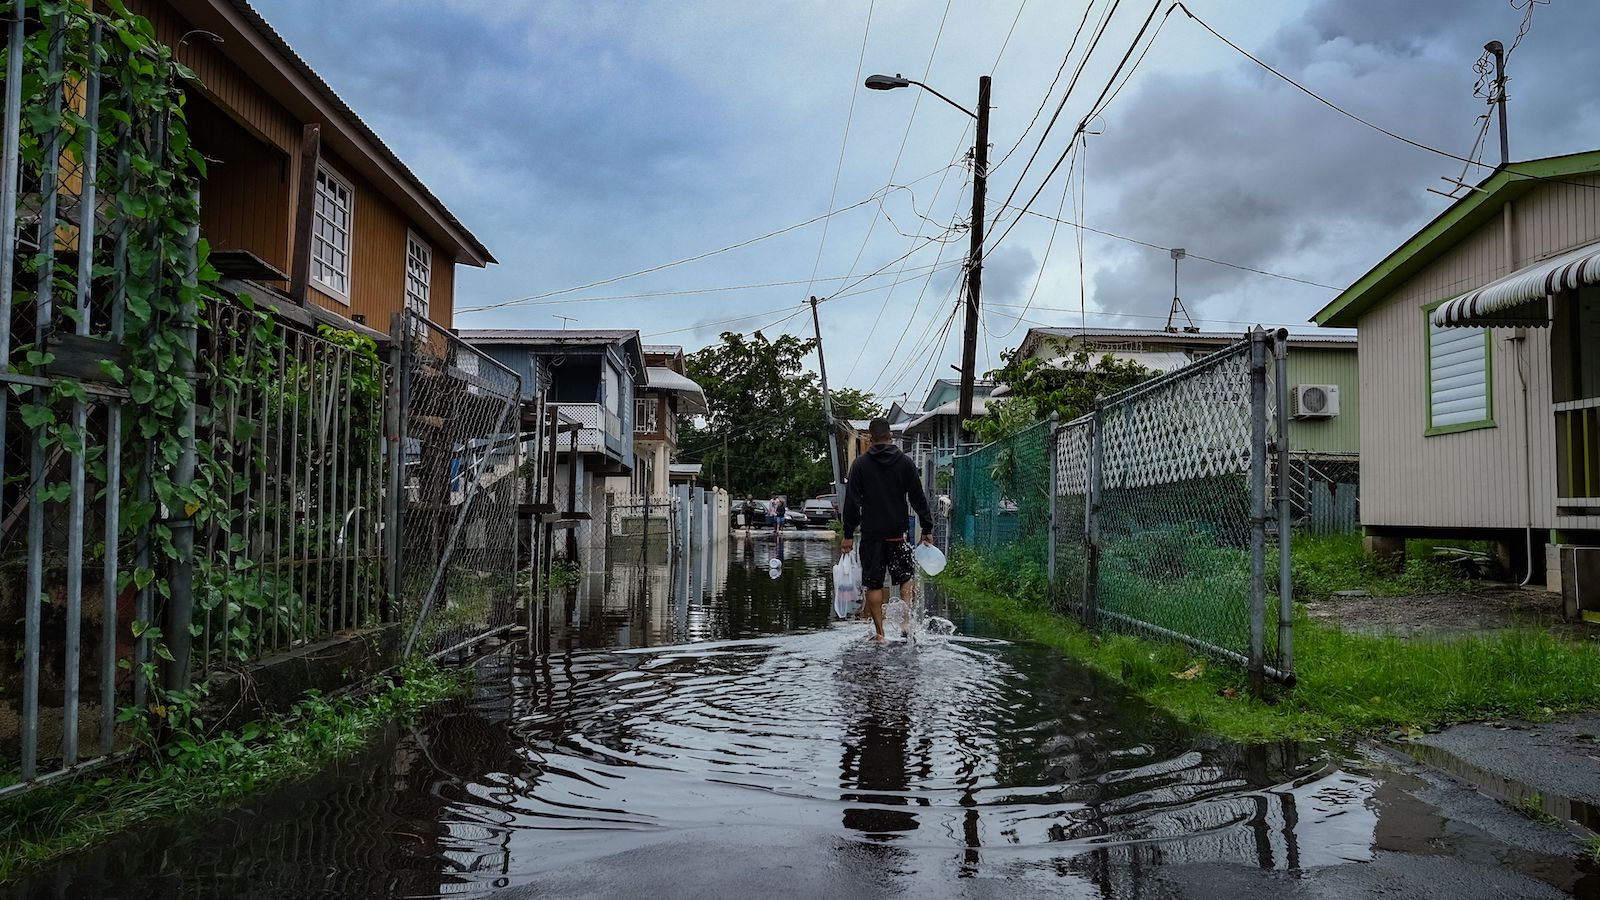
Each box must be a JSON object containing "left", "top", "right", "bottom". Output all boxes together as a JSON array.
[
  {"left": 164, "top": 184, "right": 202, "bottom": 692},
  {"left": 1274, "top": 329, "right": 1295, "bottom": 679},
  {"left": 1084, "top": 404, "right": 1103, "bottom": 630},
  {"left": 386, "top": 314, "right": 405, "bottom": 615},
  {"left": 1247, "top": 327, "right": 1269, "bottom": 698},
  {"left": 1046, "top": 411, "right": 1060, "bottom": 603}
]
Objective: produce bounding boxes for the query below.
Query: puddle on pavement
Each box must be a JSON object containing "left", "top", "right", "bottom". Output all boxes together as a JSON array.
[{"left": 9, "top": 533, "right": 1600, "bottom": 898}]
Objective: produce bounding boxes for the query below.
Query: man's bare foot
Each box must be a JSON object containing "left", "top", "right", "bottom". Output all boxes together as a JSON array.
[{"left": 869, "top": 632, "right": 886, "bottom": 643}]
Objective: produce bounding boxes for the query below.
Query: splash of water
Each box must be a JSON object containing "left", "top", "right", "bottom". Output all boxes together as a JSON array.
[{"left": 882, "top": 594, "right": 956, "bottom": 645}]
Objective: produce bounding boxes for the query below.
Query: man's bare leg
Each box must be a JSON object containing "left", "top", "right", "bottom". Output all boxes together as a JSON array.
[
  {"left": 864, "top": 587, "right": 888, "bottom": 641},
  {"left": 898, "top": 580, "right": 915, "bottom": 635}
]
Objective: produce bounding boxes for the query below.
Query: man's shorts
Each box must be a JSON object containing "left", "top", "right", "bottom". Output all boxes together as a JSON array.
[{"left": 860, "top": 538, "right": 916, "bottom": 590}]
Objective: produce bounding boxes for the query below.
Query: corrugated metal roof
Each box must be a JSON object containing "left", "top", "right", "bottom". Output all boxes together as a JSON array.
[
  {"left": 458, "top": 328, "right": 640, "bottom": 344},
  {"left": 1018, "top": 326, "right": 1356, "bottom": 360}
]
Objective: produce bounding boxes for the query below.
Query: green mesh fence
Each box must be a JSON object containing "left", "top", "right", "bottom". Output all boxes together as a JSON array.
[
  {"left": 955, "top": 334, "right": 1291, "bottom": 680},
  {"left": 952, "top": 420, "right": 1053, "bottom": 598}
]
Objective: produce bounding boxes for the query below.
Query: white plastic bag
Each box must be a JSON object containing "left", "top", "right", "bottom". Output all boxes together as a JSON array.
[{"left": 832, "top": 550, "right": 863, "bottom": 619}]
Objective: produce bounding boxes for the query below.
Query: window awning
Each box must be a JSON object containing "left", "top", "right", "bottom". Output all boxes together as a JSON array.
[
  {"left": 1432, "top": 240, "right": 1600, "bottom": 328},
  {"left": 645, "top": 367, "right": 708, "bottom": 415}
]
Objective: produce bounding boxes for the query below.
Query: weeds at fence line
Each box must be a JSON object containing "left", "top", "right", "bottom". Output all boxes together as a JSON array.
[
  {"left": 938, "top": 562, "right": 1600, "bottom": 743},
  {"left": 0, "top": 660, "right": 466, "bottom": 883},
  {"left": 1287, "top": 533, "right": 1494, "bottom": 597}
]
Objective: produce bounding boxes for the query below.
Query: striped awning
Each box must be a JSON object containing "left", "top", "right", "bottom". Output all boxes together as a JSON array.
[{"left": 1432, "top": 240, "right": 1600, "bottom": 328}]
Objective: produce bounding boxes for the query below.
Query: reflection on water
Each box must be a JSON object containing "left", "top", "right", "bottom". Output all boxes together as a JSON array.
[{"left": 8, "top": 534, "right": 1597, "bottom": 898}]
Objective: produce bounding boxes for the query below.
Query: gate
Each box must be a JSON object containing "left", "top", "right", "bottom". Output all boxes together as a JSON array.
[{"left": 393, "top": 311, "right": 524, "bottom": 658}]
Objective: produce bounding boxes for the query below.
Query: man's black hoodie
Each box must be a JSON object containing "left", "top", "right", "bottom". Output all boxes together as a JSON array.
[{"left": 842, "top": 442, "right": 934, "bottom": 540}]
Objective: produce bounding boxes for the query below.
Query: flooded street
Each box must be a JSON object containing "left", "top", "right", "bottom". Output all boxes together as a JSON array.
[{"left": 10, "top": 535, "right": 1599, "bottom": 899}]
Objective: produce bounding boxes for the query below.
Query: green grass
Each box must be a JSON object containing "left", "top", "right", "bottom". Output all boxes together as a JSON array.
[
  {"left": 0, "top": 660, "right": 467, "bottom": 884},
  {"left": 938, "top": 572, "right": 1600, "bottom": 743},
  {"left": 1517, "top": 794, "right": 1563, "bottom": 828},
  {"left": 1289, "top": 532, "right": 1496, "bottom": 597}
]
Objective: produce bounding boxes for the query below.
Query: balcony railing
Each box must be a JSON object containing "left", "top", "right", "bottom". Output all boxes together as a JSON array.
[{"left": 555, "top": 402, "right": 627, "bottom": 459}]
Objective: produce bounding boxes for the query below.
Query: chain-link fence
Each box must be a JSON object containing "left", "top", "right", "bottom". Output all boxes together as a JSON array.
[
  {"left": 954, "top": 329, "right": 1293, "bottom": 686},
  {"left": 951, "top": 420, "right": 1053, "bottom": 598},
  {"left": 395, "top": 312, "right": 524, "bottom": 658}
]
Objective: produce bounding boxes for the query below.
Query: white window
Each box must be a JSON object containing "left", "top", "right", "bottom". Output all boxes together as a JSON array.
[
  {"left": 405, "top": 231, "right": 431, "bottom": 322},
  {"left": 311, "top": 164, "right": 355, "bottom": 301},
  {"left": 1425, "top": 310, "right": 1492, "bottom": 434}
]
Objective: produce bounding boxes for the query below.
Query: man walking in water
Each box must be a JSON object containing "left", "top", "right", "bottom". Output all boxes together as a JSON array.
[{"left": 841, "top": 418, "right": 935, "bottom": 642}]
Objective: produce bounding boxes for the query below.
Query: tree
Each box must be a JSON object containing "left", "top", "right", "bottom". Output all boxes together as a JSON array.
[
  {"left": 678, "top": 330, "right": 877, "bottom": 500},
  {"left": 968, "top": 341, "right": 1153, "bottom": 444}
]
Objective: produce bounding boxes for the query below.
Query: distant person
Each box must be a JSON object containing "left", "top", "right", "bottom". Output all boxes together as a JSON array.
[
  {"left": 841, "top": 418, "right": 935, "bottom": 643},
  {"left": 770, "top": 495, "right": 786, "bottom": 535}
]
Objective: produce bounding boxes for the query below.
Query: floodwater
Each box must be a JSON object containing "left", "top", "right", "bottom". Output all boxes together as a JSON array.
[{"left": 9, "top": 533, "right": 1600, "bottom": 899}]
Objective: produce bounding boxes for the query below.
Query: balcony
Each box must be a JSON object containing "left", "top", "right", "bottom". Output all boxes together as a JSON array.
[{"left": 555, "top": 402, "right": 628, "bottom": 461}]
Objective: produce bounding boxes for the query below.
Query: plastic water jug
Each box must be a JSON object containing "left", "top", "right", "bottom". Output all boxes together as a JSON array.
[{"left": 913, "top": 542, "right": 946, "bottom": 576}]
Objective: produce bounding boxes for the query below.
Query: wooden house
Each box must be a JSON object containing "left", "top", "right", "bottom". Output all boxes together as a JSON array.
[{"left": 131, "top": 0, "right": 493, "bottom": 334}]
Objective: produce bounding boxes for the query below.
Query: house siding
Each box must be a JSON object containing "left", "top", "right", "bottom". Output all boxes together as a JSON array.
[
  {"left": 1284, "top": 348, "right": 1360, "bottom": 453},
  {"left": 1356, "top": 173, "right": 1600, "bottom": 531},
  {"left": 124, "top": 0, "right": 463, "bottom": 334}
]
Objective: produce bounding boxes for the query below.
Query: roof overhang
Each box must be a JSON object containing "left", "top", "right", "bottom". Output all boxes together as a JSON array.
[
  {"left": 645, "top": 367, "right": 708, "bottom": 415},
  {"left": 1431, "top": 239, "right": 1600, "bottom": 328},
  {"left": 172, "top": 0, "right": 495, "bottom": 267},
  {"left": 1315, "top": 150, "right": 1600, "bottom": 328},
  {"left": 903, "top": 398, "right": 988, "bottom": 435}
]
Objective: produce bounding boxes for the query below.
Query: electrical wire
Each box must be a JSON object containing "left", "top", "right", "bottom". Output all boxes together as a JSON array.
[
  {"left": 801, "top": 0, "right": 877, "bottom": 303},
  {"left": 1174, "top": 2, "right": 1600, "bottom": 191},
  {"left": 990, "top": 0, "right": 1030, "bottom": 74},
  {"left": 843, "top": 135, "right": 972, "bottom": 381},
  {"left": 998, "top": 202, "right": 1342, "bottom": 290},
  {"left": 993, "top": 1, "right": 1097, "bottom": 177},
  {"left": 988, "top": 0, "right": 1124, "bottom": 210},
  {"left": 984, "top": 1, "right": 1170, "bottom": 257},
  {"left": 983, "top": 302, "right": 1324, "bottom": 334},
  {"left": 989, "top": 136, "right": 1079, "bottom": 340}
]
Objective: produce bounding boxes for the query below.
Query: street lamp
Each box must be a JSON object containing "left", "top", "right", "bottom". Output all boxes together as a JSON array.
[{"left": 865, "top": 72, "right": 990, "bottom": 431}]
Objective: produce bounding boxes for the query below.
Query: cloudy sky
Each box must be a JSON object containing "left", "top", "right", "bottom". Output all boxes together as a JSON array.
[{"left": 255, "top": 0, "right": 1598, "bottom": 406}]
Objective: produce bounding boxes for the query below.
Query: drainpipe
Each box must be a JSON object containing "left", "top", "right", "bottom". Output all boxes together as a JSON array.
[{"left": 1502, "top": 199, "right": 1537, "bottom": 587}]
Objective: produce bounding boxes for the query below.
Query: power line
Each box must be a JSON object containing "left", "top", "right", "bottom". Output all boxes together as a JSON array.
[
  {"left": 1173, "top": 2, "right": 1600, "bottom": 192},
  {"left": 990, "top": 0, "right": 1030, "bottom": 74},
  {"left": 990, "top": 135, "right": 1080, "bottom": 341},
  {"left": 801, "top": 0, "right": 877, "bottom": 302},
  {"left": 984, "top": 1, "right": 1171, "bottom": 257},
  {"left": 991, "top": 0, "right": 1096, "bottom": 172},
  {"left": 988, "top": 0, "right": 1125, "bottom": 214},
  {"left": 984, "top": 302, "right": 1324, "bottom": 334},
  {"left": 458, "top": 257, "right": 962, "bottom": 314},
  {"left": 844, "top": 136, "right": 972, "bottom": 381},
  {"left": 998, "top": 202, "right": 1342, "bottom": 290}
]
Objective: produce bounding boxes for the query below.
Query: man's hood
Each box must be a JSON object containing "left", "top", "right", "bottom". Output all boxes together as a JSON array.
[{"left": 867, "top": 443, "right": 904, "bottom": 465}]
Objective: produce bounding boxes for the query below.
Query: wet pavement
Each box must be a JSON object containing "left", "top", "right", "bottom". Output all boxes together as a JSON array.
[{"left": 8, "top": 534, "right": 1600, "bottom": 898}]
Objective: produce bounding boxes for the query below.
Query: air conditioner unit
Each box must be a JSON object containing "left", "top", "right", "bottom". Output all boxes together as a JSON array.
[{"left": 1291, "top": 384, "right": 1340, "bottom": 418}]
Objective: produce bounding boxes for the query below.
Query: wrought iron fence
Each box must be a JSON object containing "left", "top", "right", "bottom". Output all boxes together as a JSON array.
[
  {"left": 394, "top": 312, "right": 524, "bottom": 659},
  {"left": 954, "top": 329, "right": 1294, "bottom": 686},
  {"left": 0, "top": 5, "right": 539, "bottom": 796}
]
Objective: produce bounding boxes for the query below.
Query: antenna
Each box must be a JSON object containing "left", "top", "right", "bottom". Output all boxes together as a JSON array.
[
  {"left": 1165, "top": 248, "right": 1197, "bottom": 333},
  {"left": 553, "top": 314, "right": 576, "bottom": 330}
]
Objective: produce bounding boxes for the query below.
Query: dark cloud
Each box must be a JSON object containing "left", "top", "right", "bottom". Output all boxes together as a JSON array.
[{"left": 1077, "top": 0, "right": 1600, "bottom": 328}]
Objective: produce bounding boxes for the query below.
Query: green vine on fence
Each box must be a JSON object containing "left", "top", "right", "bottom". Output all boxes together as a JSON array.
[{"left": 6, "top": 2, "right": 292, "bottom": 702}]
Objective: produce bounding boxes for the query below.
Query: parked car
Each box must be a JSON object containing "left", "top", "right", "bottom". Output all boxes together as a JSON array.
[{"left": 802, "top": 498, "right": 838, "bottom": 526}]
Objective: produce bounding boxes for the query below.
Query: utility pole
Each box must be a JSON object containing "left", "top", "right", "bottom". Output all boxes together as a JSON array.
[
  {"left": 957, "top": 75, "right": 991, "bottom": 433},
  {"left": 1485, "top": 40, "right": 1509, "bottom": 167},
  {"left": 810, "top": 296, "right": 844, "bottom": 502}
]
